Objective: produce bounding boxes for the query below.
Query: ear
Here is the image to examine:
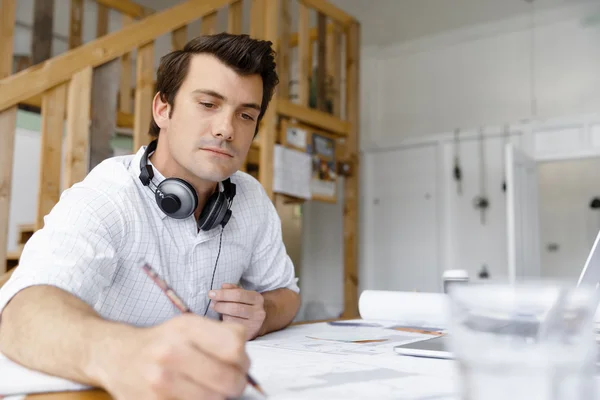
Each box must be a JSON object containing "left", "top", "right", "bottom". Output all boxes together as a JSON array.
[{"left": 152, "top": 92, "right": 170, "bottom": 129}]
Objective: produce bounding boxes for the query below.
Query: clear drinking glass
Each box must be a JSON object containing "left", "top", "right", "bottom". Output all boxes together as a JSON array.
[{"left": 447, "top": 281, "right": 599, "bottom": 400}]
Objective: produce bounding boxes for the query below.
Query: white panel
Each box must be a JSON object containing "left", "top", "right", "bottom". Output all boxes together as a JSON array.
[
  {"left": 366, "top": 145, "right": 439, "bottom": 293},
  {"left": 533, "top": 127, "right": 583, "bottom": 157},
  {"left": 590, "top": 124, "right": 600, "bottom": 149}
]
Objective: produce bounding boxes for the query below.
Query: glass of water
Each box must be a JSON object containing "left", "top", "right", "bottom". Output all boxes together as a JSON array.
[{"left": 447, "top": 281, "right": 599, "bottom": 400}]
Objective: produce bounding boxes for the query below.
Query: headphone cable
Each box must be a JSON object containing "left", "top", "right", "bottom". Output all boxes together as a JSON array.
[{"left": 203, "top": 225, "right": 224, "bottom": 316}]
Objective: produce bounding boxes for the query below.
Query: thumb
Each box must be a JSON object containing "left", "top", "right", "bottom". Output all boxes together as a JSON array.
[{"left": 221, "top": 283, "right": 239, "bottom": 289}]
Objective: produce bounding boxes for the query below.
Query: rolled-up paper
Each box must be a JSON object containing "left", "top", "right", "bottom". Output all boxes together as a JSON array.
[{"left": 358, "top": 290, "right": 450, "bottom": 328}]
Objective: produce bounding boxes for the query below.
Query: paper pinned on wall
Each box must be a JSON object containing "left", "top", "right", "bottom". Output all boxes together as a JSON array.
[{"left": 273, "top": 144, "right": 312, "bottom": 199}]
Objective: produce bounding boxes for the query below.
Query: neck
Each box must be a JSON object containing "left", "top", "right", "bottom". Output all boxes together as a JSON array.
[{"left": 149, "top": 140, "right": 217, "bottom": 219}]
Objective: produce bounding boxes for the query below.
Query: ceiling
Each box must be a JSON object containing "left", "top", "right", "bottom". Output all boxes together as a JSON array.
[{"left": 135, "top": 0, "right": 595, "bottom": 47}]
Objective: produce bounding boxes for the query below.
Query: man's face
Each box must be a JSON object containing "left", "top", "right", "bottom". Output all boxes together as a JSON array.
[{"left": 153, "top": 53, "right": 263, "bottom": 183}]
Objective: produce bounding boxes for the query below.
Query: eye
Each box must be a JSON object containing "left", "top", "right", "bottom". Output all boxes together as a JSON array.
[
  {"left": 200, "top": 102, "right": 215, "bottom": 109},
  {"left": 241, "top": 113, "right": 255, "bottom": 121}
]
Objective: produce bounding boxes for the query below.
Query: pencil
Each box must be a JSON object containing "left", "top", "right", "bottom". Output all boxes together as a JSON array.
[{"left": 141, "top": 263, "right": 267, "bottom": 397}]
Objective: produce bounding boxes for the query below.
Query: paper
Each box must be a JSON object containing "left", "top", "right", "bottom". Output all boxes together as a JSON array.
[
  {"left": 285, "top": 126, "right": 307, "bottom": 149},
  {"left": 0, "top": 353, "right": 91, "bottom": 396},
  {"left": 273, "top": 144, "right": 312, "bottom": 199}
]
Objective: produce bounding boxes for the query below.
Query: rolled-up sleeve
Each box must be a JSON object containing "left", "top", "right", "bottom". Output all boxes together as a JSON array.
[
  {"left": 240, "top": 194, "right": 300, "bottom": 295},
  {"left": 0, "top": 185, "right": 124, "bottom": 317}
]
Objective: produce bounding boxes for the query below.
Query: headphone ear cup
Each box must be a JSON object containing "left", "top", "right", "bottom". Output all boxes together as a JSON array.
[
  {"left": 198, "top": 191, "right": 227, "bottom": 231},
  {"left": 155, "top": 178, "right": 198, "bottom": 219}
]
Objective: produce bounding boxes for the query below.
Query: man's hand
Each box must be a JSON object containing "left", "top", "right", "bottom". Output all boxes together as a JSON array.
[
  {"left": 209, "top": 283, "right": 266, "bottom": 340},
  {"left": 93, "top": 314, "right": 250, "bottom": 400}
]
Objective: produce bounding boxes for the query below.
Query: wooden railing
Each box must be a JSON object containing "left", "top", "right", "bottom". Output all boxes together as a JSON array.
[{"left": 0, "top": 0, "right": 360, "bottom": 318}]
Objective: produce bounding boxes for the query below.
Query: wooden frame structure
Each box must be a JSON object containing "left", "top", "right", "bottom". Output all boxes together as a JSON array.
[{"left": 0, "top": 0, "right": 360, "bottom": 317}]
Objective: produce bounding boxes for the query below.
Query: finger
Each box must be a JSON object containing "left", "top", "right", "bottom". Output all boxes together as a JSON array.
[
  {"left": 221, "top": 283, "right": 239, "bottom": 289},
  {"left": 209, "top": 288, "right": 261, "bottom": 305},
  {"left": 165, "top": 371, "right": 226, "bottom": 400},
  {"left": 212, "top": 301, "right": 253, "bottom": 319},
  {"left": 172, "top": 314, "right": 248, "bottom": 368}
]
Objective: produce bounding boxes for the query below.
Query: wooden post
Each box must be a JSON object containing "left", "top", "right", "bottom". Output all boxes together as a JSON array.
[
  {"left": 258, "top": 0, "right": 279, "bottom": 200},
  {"left": 69, "top": 0, "right": 84, "bottom": 49},
  {"left": 90, "top": 60, "right": 120, "bottom": 170},
  {"left": 172, "top": 26, "right": 188, "bottom": 51},
  {"left": 32, "top": 0, "right": 54, "bottom": 64},
  {"left": 37, "top": 84, "right": 68, "bottom": 230},
  {"left": 133, "top": 42, "right": 155, "bottom": 151},
  {"left": 250, "top": 0, "right": 265, "bottom": 39},
  {"left": 342, "top": 21, "right": 360, "bottom": 318},
  {"left": 227, "top": 0, "right": 242, "bottom": 34},
  {"left": 63, "top": 67, "right": 93, "bottom": 189},
  {"left": 297, "top": 4, "right": 310, "bottom": 106},
  {"left": 96, "top": 3, "right": 109, "bottom": 37},
  {"left": 277, "top": 0, "right": 290, "bottom": 100},
  {"left": 0, "top": 0, "right": 17, "bottom": 273},
  {"left": 316, "top": 13, "right": 327, "bottom": 111},
  {"left": 327, "top": 23, "right": 342, "bottom": 117},
  {"left": 201, "top": 12, "right": 217, "bottom": 35},
  {"left": 119, "top": 15, "right": 134, "bottom": 114}
]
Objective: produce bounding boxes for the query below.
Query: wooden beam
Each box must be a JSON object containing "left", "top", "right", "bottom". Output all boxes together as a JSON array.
[
  {"left": 32, "top": 0, "right": 54, "bottom": 65},
  {"left": 95, "top": 0, "right": 153, "bottom": 19},
  {"left": 96, "top": 3, "right": 109, "bottom": 37},
  {"left": 37, "top": 83, "right": 68, "bottom": 230},
  {"left": 119, "top": 15, "right": 134, "bottom": 113},
  {"left": 133, "top": 42, "right": 155, "bottom": 151},
  {"left": 250, "top": 0, "right": 265, "bottom": 39},
  {"left": 327, "top": 23, "right": 342, "bottom": 117},
  {"left": 0, "top": 0, "right": 17, "bottom": 274},
  {"left": 69, "top": 0, "right": 84, "bottom": 49},
  {"left": 277, "top": 100, "right": 349, "bottom": 136},
  {"left": 63, "top": 67, "right": 93, "bottom": 189},
  {"left": 316, "top": 13, "right": 327, "bottom": 111},
  {"left": 227, "top": 0, "right": 242, "bottom": 34},
  {"left": 297, "top": 4, "right": 310, "bottom": 106},
  {"left": 277, "top": 0, "right": 290, "bottom": 100},
  {"left": 90, "top": 60, "right": 120, "bottom": 170},
  {"left": 298, "top": 0, "right": 354, "bottom": 26},
  {"left": 172, "top": 26, "right": 188, "bottom": 51},
  {"left": 259, "top": 0, "right": 279, "bottom": 200},
  {"left": 201, "top": 11, "right": 217, "bottom": 35},
  {"left": 342, "top": 21, "right": 360, "bottom": 319},
  {"left": 0, "top": 0, "right": 232, "bottom": 113}
]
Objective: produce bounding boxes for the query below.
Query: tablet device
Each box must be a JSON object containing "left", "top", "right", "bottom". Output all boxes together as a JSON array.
[{"left": 393, "top": 335, "right": 453, "bottom": 360}]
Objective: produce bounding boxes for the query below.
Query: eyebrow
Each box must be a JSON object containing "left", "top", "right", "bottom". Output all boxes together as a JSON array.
[{"left": 192, "top": 89, "right": 261, "bottom": 112}]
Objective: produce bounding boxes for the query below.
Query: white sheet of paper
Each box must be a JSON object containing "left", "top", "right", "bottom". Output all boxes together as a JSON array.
[
  {"left": 273, "top": 144, "right": 312, "bottom": 199},
  {"left": 0, "top": 353, "right": 91, "bottom": 396}
]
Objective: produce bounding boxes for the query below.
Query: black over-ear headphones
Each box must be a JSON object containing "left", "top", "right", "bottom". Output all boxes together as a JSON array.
[{"left": 138, "top": 139, "right": 236, "bottom": 231}]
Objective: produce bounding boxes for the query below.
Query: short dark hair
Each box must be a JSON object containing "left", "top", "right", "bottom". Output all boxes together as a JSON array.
[{"left": 149, "top": 33, "right": 279, "bottom": 137}]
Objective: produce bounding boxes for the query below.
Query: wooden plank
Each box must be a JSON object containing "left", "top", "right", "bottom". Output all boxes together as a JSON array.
[
  {"left": 63, "top": 67, "right": 93, "bottom": 189},
  {"left": 327, "top": 23, "right": 342, "bottom": 117},
  {"left": 69, "top": 0, "right": 84, "bottom": 49},
  {"left": 277, "top": 99, "right": 349, "bottom": 136},
  {"left": 95, "top": 0, "right": 153, "bottom": 19},
  {"left": 0, "top": 0, "right": 17, "bottom": 274},
  {"left": 0, "top": 0, "right": 232, "bottom": 113},
  {"left": 227, "top": 0, "right": 242, "bottom": 34},
  {"left": 172, "top": 26, "right": 188, "bottom": 51},
  {"left": 37, "top": 83, "right": 68, "bottom": 230},
  {"left": 277, "top": 0, "right": 290, "bottom": 100},
  {"left": 298, "top": 0, "right": 354, "bottom": 26},
  {"left": 97, "top": 3, "right": 109, "bottom": 37},
  {"left": 297, "top": 4, "right": 310, "bottom": 106},
  {"left": 133, "top": 42, "right": 155, "bottom": 151},
  {"left": 90, "top": 60, "right": 120, "bottom": 169},
  {"left": 250, "top": 0, "right": 265, "bottom": 39},
  {"left": 119, "top": 15, "right": 134, "bottom": 113},
  {"left": 259, "top": 0, "right": 279, "bottom": 200},
  {"left": 32, "top": 0, "right": 54, "bottom": 65},
  {"left": 316, "top": 13, "right": 327, "bottom": 111},
  {"left": 201, "top": 11, "right": 217, "bottom": 35},
  {"left": 342, "top": 21, "right": 360, "bottom": 319}
]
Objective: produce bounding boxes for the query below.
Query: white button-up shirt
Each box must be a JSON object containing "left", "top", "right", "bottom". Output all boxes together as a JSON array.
[{"left": 0, "top": 146, "right": 299, "bottom": 326}]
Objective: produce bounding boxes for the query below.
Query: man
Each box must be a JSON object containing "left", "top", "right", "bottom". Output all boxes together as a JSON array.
[{"left": 0, "top": 33, "right": 300, "bottom": 399}]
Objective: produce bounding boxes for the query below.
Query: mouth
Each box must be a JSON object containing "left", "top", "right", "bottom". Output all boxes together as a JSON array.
[{"left": 201, "top": 147, "right": 234, "bottom": 158}]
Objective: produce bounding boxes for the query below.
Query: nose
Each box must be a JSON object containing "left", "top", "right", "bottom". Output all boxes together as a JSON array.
[{"left": 212, "top": 111, "right": 235, "bottom": 141}]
